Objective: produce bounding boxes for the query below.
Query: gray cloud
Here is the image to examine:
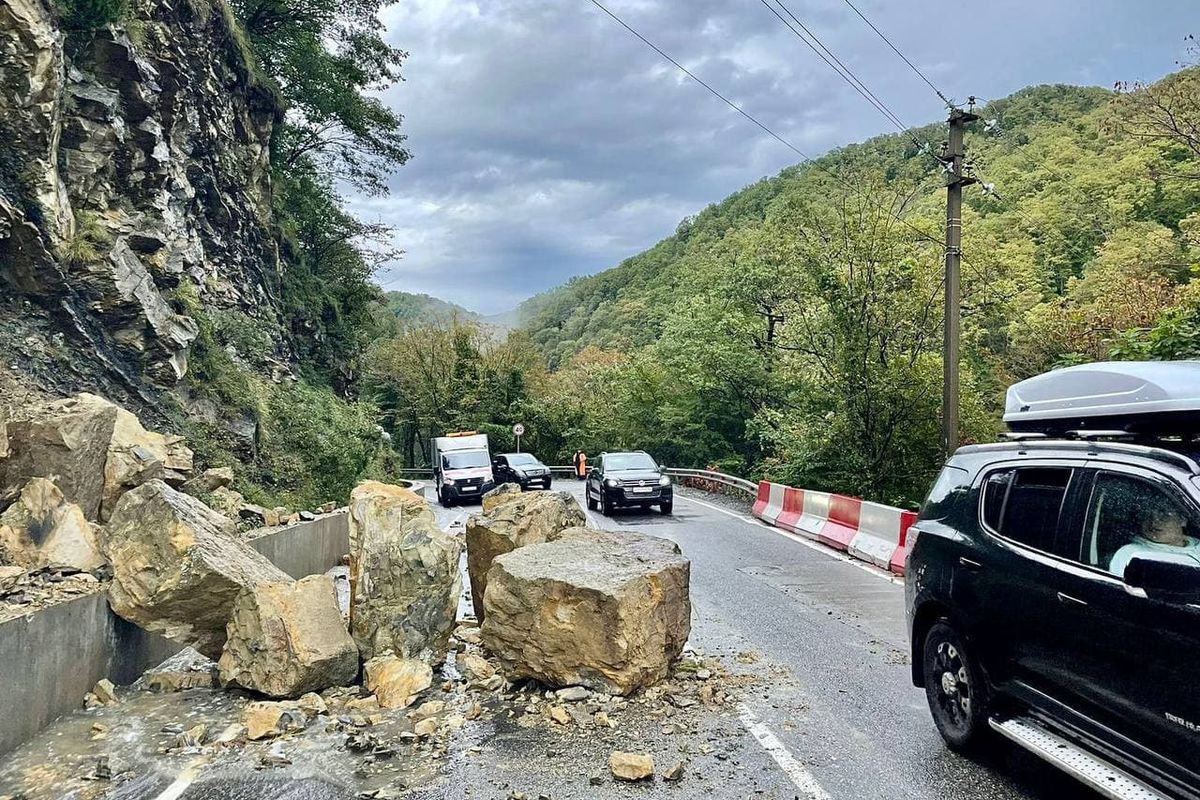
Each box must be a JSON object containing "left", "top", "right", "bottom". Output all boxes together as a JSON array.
[{"left": 362, "top": 0, "right": 1196, "bottom": 314}]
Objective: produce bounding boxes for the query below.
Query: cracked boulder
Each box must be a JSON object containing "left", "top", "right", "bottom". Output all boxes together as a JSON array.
[
  {"left": 482, "top": 528, "right": 691, "bottom": 696},
  {"left": 218, "top": 575, "right": 359, "bottom": 698},
  {"left": 349, "top": 481, "right": 461, "bottom": 661},
  {"left": 0, "top": 478, "right": 104, "bottom": 571},
  {"left": 103, "top": 480, "right": 291, "bottom": 656},
  {"left": 465, "top": 488, "right": 586, "bottom": 620}
]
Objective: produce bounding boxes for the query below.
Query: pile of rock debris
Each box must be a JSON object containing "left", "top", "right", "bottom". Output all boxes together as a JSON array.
[
  {"left": 2, "top": 391, "right": 712, "bottom": 796},
  {"left": 0, "top": 393, "right": 330, "bottom": 620}
]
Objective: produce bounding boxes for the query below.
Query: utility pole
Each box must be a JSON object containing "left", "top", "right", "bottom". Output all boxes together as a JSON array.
[{"left": 943, "top": 101, "right": 978, "bottom": 457}]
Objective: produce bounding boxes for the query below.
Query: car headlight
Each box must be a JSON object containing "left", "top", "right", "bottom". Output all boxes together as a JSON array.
[
  {"left": 659, "top": 475, "right": 671, "bottom": 486},
  {"left": 605, "top": 478, "right": 622, "bottom": 488},
  {"left": 442, "top": 477, "right": 454, "bottom": 486}
]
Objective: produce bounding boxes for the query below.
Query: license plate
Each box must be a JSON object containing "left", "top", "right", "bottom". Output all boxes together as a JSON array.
[
  {"left": 460, "top": 486, "right": 478, "bottom": 493},
  {"left": 630, "top": 487, "right": 652, "bottom": 494}
]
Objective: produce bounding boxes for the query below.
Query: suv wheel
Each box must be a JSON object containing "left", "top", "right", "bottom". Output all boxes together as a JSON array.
[
  {"left": 600, "top": 493, "right": 612, "bottom": 516},
  {"left": 659, "top": 501, "right": 673, "bottom": 515},
  {"left": 586, "top": 490, "right": 597, "bottom": 511},
  {"left": 922, "top": 621, "right": 990, "bottom": 752}
]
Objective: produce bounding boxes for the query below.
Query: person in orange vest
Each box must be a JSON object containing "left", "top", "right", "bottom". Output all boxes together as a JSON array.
[{"left": 573, "top": 449, "right": 588, "bottom": 480}]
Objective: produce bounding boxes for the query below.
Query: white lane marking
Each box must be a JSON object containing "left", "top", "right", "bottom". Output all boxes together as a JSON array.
[
  {"left": 676, "top": 494, "right": 903, "bottom": 586},
  {"left": 738, "top": 704, "right": 832, "bottom": 800},
  {"left": 152, "top": 760, "right": 201, "bottom": 800}
]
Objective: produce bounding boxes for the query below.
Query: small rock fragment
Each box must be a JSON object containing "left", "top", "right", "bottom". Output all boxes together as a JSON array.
[
  {"left": 663, "top": 761, "right": 685, "bottom": 782},
  {"left": 92, "top": 679, "right": 118, "bottom": 705},
  {"left": 609, "top": 751, "right": 655, "bottom": 781},
  {"left": 364, "top": 655, "right": 433, "bottom": 710},
  {"left": 555, "top": 686, "right": 590, "bottom": 702}
]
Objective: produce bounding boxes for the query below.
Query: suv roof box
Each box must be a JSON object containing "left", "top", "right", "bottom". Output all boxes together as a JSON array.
[{"left": 1005, "top": 361, "right": 1200, "bottom": 435}]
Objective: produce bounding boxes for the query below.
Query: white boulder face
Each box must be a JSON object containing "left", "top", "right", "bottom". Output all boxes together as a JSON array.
[
  {"left": 103, "top": 480, "right": 292, "bottom": 656},
  {"left": 482, "top": 528, "right": 692, "bottom": 696},
  {"left": 218, "top": 575, "right": 359, "bottom": 699},
  {"left": 465, "top": 487, "right": 587, "bottom": 620},
  {"left": 349, "top": 481, "right": 462, "bottom": 662},
  {"left": 0, "top": 477, "right": 104, "bottom": 571}
]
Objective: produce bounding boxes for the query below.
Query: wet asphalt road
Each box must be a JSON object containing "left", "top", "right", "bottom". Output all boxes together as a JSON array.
[{"left": 520, "top": 481, "right": 1102, "bottom": 800}]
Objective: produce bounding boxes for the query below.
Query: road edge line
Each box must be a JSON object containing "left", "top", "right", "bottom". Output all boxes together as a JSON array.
[{"left": 738, "top": 704, "right": 833, "bottom": 800}]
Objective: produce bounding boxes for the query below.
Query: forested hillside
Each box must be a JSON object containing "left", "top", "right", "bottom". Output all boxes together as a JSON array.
[
  {"left": 368, "top": 62, "right": 1200, "bottom": 507},
  {"left": 384, "top": 292, "right": 479, "bottom": 327}
]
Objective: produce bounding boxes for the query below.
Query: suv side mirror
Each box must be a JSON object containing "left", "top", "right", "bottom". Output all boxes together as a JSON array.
[{"left": 1125, "top": 556, "right": 1200, "bottom": 603}]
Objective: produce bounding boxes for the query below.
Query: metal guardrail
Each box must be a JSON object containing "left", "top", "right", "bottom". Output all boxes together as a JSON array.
[
  {"left": 391, "top": 466, "right": 757, "bottom": 497},
  {"left": 663, "top": 468, "right": 757, "bottom": 496}
]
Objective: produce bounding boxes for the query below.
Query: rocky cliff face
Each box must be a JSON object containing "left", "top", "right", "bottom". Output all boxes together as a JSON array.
[{"left": 0, "top": 0, "right": 287, "bottom": 407}]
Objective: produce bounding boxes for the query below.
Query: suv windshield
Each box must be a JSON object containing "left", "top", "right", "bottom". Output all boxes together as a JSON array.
[
  {"left": 443, "top": 450, "right": 490, "bottom": 470},
  {"left": 605, "top": 453, "right": 657, "bottom": 471},
  {"left": 507, "top": 453, "right": 539, "bottom": 466}
]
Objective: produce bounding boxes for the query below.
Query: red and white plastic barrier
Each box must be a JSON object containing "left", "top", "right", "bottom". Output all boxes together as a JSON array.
[{"left": 751, "top": 481, "right": 916, "bottom": 576}]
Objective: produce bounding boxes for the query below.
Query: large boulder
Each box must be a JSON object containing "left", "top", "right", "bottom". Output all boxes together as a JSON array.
[
  {"left": 103, "top": 480, "right": 292, "bottom": 656},
  {"left": 0, "top": 393, "right": 194, "bottom": 522},
  {"left": 349, "top": 481, "right": 460, "bottom": 661},
  {"left": 218, "top": 575, "right": 359, "bottom": 698},
  {"left": 465, "top": 489, "right": 586, "bottom": 620},
  {"left": 0, "top": 394, "right": 119, "bottom": 520},
  {"left": 101, "top": 399, "right": 194, "bottom": 520},
  {"left": 481, "top": 528, "right": 691, "bottom": 696},
  {"left": 0, "top": 478, "right": 104, "bottom": 570}
]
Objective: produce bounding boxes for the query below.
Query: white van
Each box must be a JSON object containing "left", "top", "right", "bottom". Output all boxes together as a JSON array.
[{"left": 431, "top": 432, "right": 494, "bottom": 507}]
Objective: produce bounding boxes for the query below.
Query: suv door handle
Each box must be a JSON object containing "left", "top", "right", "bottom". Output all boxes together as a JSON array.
[
  {"left": 958, "top": 556, "right": 982, "bottom": 571},
  {"left": 1057, "top": 591, "right": 1088, "bottom": 607}
]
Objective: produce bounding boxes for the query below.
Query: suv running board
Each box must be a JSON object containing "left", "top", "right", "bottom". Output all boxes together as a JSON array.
[{"left": 990, "top": 716, "right": 1168, "bottom": 800}]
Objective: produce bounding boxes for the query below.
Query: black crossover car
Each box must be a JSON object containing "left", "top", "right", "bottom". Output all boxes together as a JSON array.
[
  {"left": 491, "top": 452, "right": 552, "bottom": 490},
  {"left": 907, "top": 363, "right": 1200, "bottom": 800},
  {"left": 586, "top": 451, "right": 673, "bottom": 515}
]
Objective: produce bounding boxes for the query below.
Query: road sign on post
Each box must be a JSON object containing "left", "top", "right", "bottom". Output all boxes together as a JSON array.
[{"left": 512, "top": 423, "right": 525, "bottom": 452}]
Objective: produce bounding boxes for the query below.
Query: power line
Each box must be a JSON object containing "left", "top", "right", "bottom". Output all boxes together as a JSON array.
[
  {"left": 584, "top": 0, "right": 945, "bottom": 250},
  {"left": 840, "top": 0, "right": 953, "bottom": 109},
  {"left": 757, "top": 0, "right": 919, "bottom": 147},
  {"left": 584, "top": 0, "right": 812, "bottom": 164}
]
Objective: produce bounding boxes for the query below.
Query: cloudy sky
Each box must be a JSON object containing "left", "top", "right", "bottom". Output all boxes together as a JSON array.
[{"left": 358, "top": 0, "right": 1196, "bottom": 315}]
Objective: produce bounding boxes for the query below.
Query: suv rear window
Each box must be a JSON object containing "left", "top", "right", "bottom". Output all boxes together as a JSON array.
[{"left": 981, "top": 466, "right": 1073, "bottom": 552}]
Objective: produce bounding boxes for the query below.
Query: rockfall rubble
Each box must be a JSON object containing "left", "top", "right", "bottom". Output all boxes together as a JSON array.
[
  {"left": 482, "top": 528, "right": 691, "bottom": 695},
  {"left": 349, "top": 481, "right": 461, "bottom": 661},
  {"left": 217, "top": 574, "right": 359, "bottom": 698},
  {"left": 103, "top": 480, "right": 292, "bottom": 656},
  {"left": 465, "top": 486, "right": 586, "bottom": 620}
]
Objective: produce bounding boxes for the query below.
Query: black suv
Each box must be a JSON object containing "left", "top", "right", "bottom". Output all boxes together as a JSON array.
[
  {"left": 492, "top": 452, "right": 552, "bottom": 490},
  {"left": 586, "top": 451, "right": 673, "bottom": 515},
  {"left": 907, "top": 439, "right": 1200, "bottom": 799}
]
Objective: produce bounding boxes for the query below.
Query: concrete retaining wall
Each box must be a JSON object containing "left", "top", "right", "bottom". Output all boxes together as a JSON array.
[
  {"left": 0, "top": 510, "right": 349, "bottom": 757},
  {"left": 247, "top": 511, "right": 349, "bottom": 579}
]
